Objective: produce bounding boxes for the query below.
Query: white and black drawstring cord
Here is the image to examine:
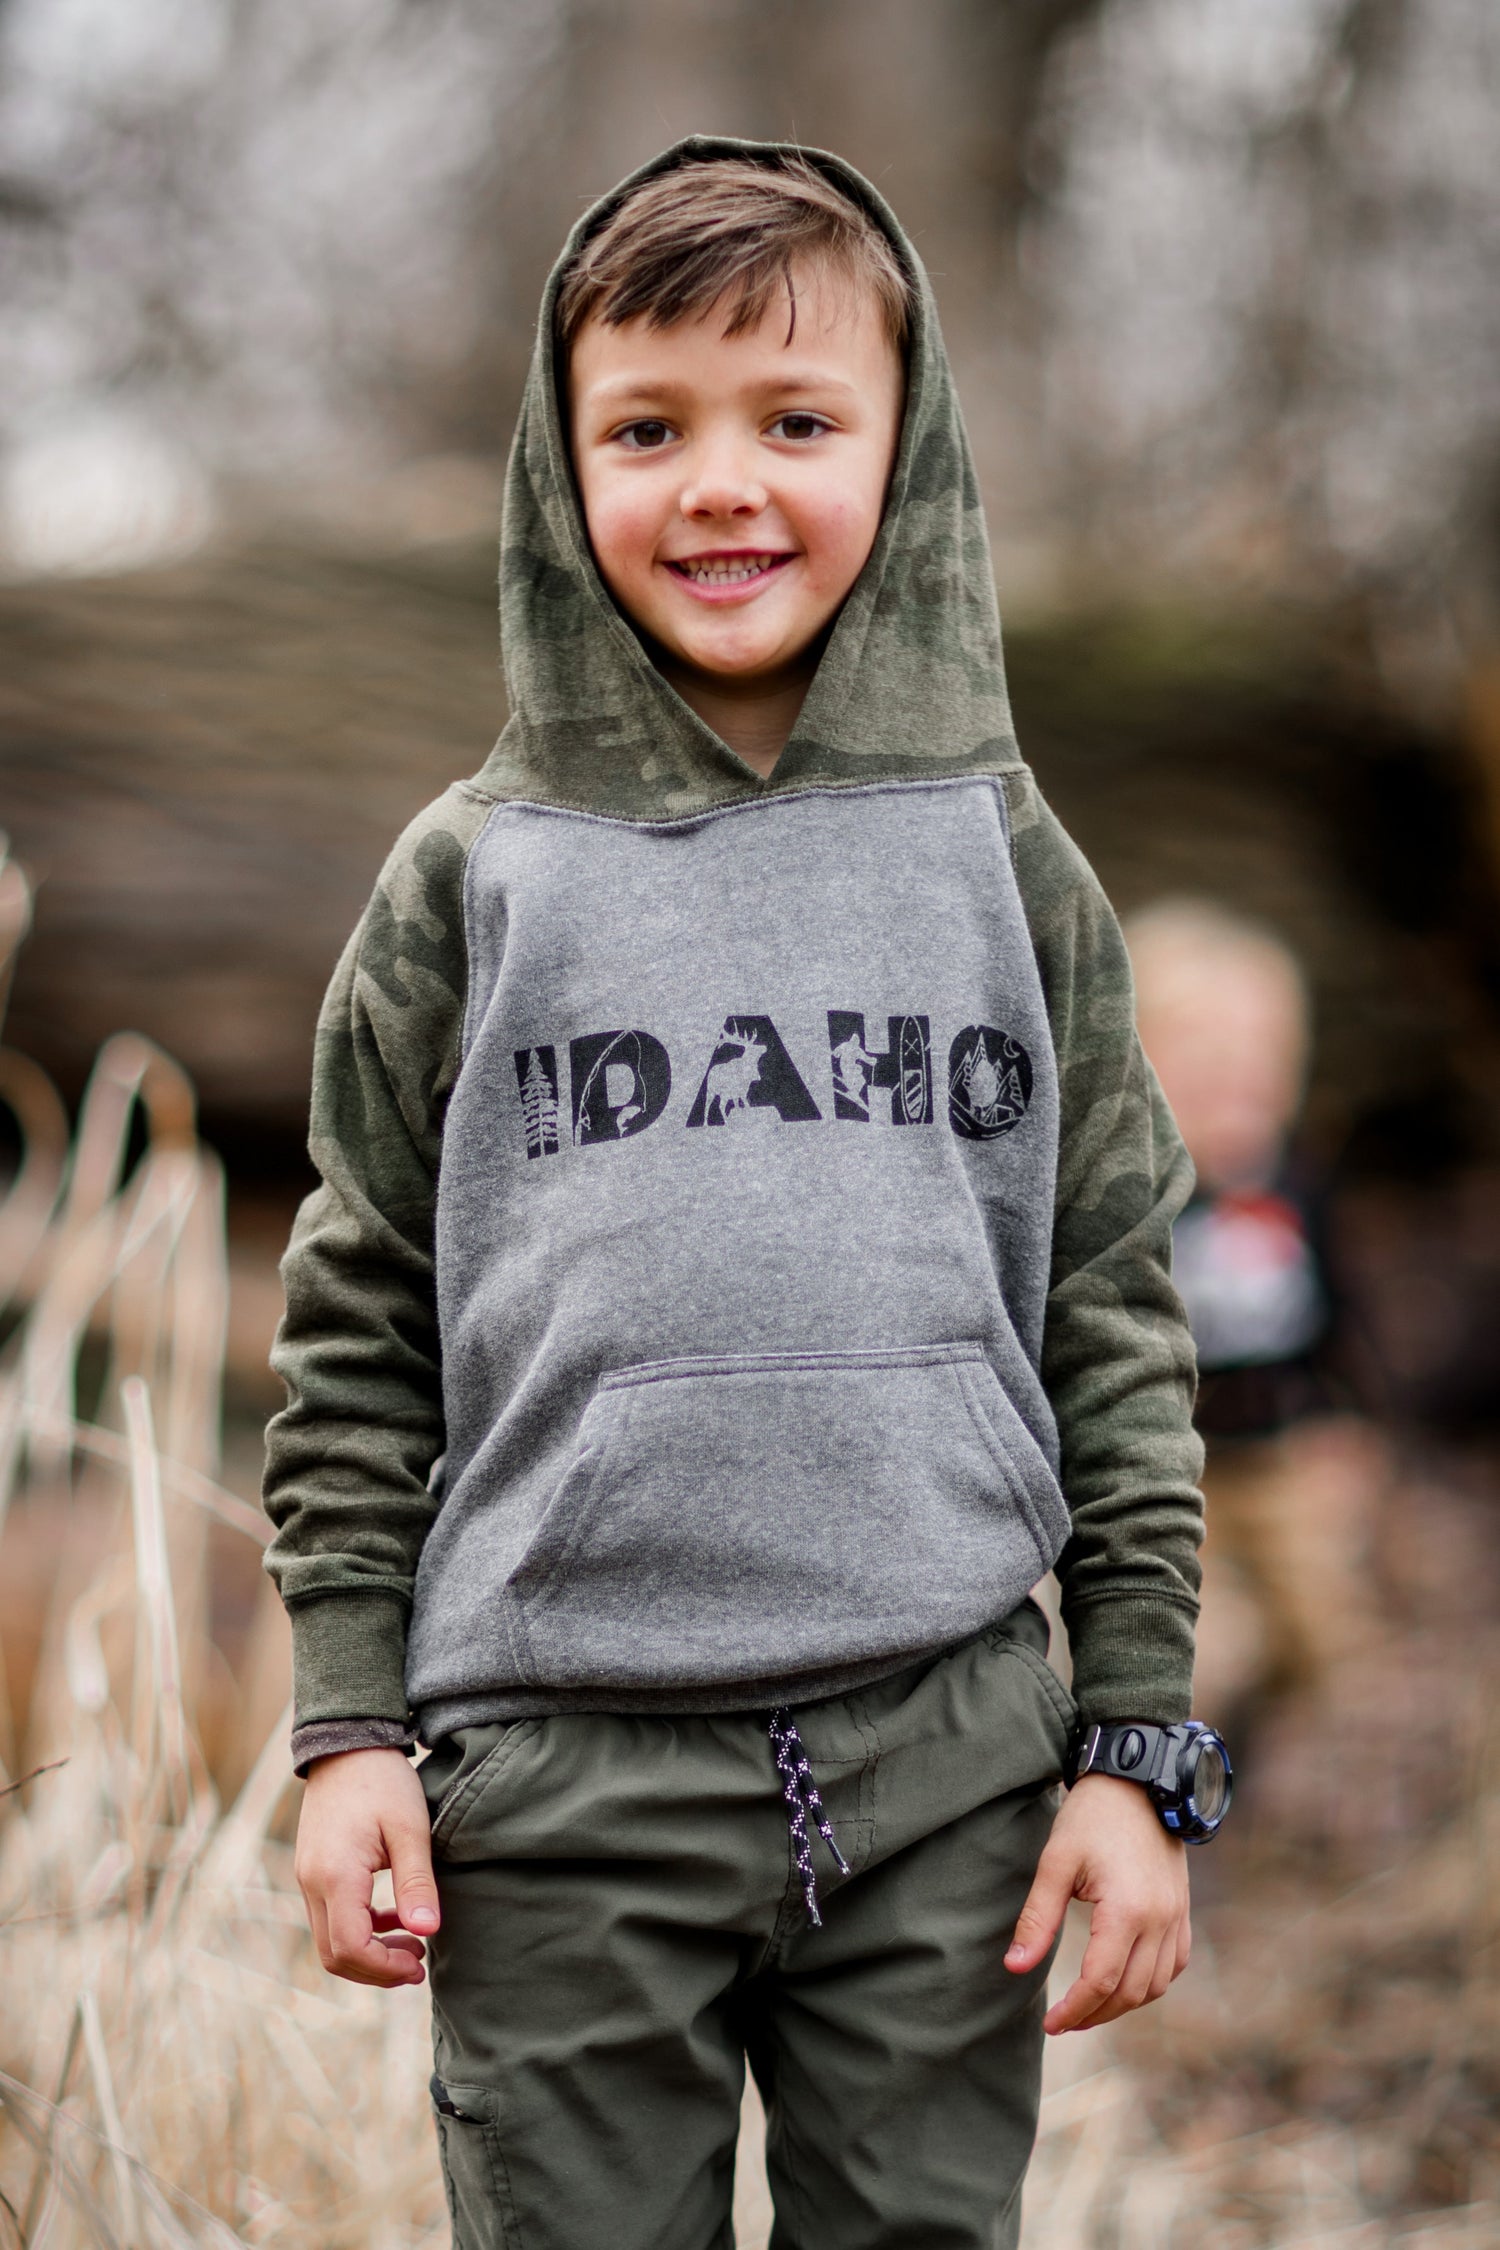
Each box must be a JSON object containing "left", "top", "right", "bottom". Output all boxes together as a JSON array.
[{"left": 768, "top": 1706, "right": 850, "bottom": 1927}]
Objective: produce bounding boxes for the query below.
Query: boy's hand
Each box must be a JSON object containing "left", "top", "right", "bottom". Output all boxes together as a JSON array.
[
  {"left": 1004, "top": 1773, "right": 1190, "bottom": 2033},
  {"left": 295, "top": 1747, "right": 440, "bottom": 1988}
]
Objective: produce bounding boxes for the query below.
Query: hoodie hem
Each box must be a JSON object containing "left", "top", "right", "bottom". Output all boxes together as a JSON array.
[{"left": 413, "top": 1629, "right": 998, "bottom": 1740}]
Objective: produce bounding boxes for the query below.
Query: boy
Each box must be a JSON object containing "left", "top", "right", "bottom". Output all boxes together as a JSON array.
[
  {"left": 1127, "top": 898, "right": 1380, "bottom": 1712},
  {"left": 264, "top": 139, "right": 1211, "bottom": 2250}
]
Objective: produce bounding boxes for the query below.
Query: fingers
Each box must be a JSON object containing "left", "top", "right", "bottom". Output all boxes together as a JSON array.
[
  {"left": 1043, "top": 1911, "right": 1135, "bottom": 2034},
  {"left": 1004, "top": 1840, "right": 1078, "bottom": 1975},
  {"left": 1046, "top": 1912, "right": 1190, "bottom": 2033},
  {"left": 323, "top": 1877, "right": 429, "bottom": 1987},
  {"left": 1075, "top": 1934, "right": 1155, "bottom": 2030},
  {"left": 1173, "top": 1906, "right": 1193, "bottom": 1981},
  {"left": 297, "top": 1838, "right": 432, "bottom": 1988},
  {"left": 1149, "top": 1925, "right": 1179, "bottom": 2002},
  {"left": 370, "top": 1915, "right": 428, "bottom": 1965},
  {"left": 386, "top": 1801, "right": 442, "bottom": 1938},
  {"left": 371, "top": 1908, "right": 424, "bottom": 1937},
  {"left": 306, "top": 1891, "right": 333, "bottom": 1977}
]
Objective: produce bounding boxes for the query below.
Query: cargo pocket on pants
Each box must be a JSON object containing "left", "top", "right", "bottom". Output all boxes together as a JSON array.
[{"left": 430, "top": 2077, "right": 518, "bottom": 2249}]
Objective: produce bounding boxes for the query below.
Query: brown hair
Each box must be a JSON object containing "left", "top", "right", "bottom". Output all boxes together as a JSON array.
[{"left": 554, "top": 154, "right": 913, "bottom": 354}]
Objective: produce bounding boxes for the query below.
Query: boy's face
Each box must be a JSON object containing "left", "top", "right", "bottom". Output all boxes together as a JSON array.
[
  {"left": 568, "top": 263, "right": 904, "bottom": 702},
  {"left": 1135, "top": 951, "right": 1307, "bottom": 1192}
]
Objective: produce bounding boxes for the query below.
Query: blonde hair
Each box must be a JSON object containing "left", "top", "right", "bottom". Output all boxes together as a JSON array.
[{"left": 1126, "top": 899, "right": 1308, "bottom": 1029}]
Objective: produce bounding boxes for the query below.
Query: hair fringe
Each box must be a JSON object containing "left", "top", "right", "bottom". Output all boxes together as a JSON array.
[{"left": 555, "top": 153, "right": 912, "bottom": 353}]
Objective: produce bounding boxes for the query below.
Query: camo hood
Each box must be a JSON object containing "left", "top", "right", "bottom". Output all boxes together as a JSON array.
[{"left": 483, "top": 134, "right": 1020, "bottom": 816}]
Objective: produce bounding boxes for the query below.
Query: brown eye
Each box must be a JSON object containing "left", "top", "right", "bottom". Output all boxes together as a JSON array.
[
  {"left": 618, "top": 420, "right": 673, "bottom": 450},
  {"left": 770, "top": 413, "right": 830, "bottom": 442}
]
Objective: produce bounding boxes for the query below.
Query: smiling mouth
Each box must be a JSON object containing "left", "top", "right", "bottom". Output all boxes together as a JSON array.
[{"left": 666, "top": 552, "right": 792, "bottom": 587}]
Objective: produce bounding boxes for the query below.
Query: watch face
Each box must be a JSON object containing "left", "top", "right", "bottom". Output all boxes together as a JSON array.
[{"left": 1187, "top": 1735, "right": 1230, "bottom": 1827}]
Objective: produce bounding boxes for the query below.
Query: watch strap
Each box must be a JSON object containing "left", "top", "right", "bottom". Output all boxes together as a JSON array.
[{"left": 1068, "top": 1720, "right": 1173, "bottom": 1788}]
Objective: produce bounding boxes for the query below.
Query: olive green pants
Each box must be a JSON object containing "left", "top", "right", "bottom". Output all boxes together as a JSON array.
[{"left": 419, "top": 1609, "right": 1072, "bottom": 2250}]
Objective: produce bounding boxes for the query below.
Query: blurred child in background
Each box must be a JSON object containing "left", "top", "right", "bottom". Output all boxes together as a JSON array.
[{"left": 1127, "top": 900, "right": 1386, "bottom": 1719}]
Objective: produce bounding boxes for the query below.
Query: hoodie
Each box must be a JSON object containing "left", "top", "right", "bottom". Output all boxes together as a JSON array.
[{"left": 262, "top": 137, "right": 1204, "bottom": 1771}]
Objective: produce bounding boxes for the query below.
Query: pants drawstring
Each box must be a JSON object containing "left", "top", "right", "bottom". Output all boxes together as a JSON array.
[{"left": 768, "top": 1706, "right": 851, "bottom": 1927}]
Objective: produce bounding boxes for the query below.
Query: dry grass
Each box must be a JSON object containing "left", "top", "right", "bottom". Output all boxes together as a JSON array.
[
  {"left": 0, "top": 831, "right": 1496, "bottom": 2247},
  {"left": 0, "top": 840, "right": 444, "bottom": 2247}
]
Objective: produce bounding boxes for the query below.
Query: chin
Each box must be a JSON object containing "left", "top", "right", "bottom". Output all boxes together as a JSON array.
[{"left": 677, "top": 635, "right": 785, "bottom": 680}]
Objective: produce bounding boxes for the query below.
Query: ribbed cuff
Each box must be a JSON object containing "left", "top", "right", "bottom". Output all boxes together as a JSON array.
[
  {"left": 1063, "top": 1593, "right": 1198, "bottom": 1726},
  {"left": 288, "top": 1587, "right": 412, "bottom": 1733},
  {"left": 290, "top": 1716, "right": 418, "bottom": 1778}
]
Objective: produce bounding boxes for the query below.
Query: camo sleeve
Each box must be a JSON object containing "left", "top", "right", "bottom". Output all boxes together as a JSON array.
[
  {"left": 1005, "top": 769, "right": 1204, "bottom": 1726},
  {"left": 262, "top": 783, "right": 495, "bottom": 1770}
]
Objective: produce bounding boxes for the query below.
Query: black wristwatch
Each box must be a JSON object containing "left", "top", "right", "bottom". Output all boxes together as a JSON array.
[{"left": 1066, "top": 1720, "right": 1233, "bottom": 1844}]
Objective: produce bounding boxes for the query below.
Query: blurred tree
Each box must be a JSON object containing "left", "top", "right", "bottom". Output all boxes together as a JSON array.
[
  {"left": 2, "top": 0, "right": 1496, "bottom": 677},
  {"left": 1027, "top": 0, "right": 1500, "bottom": 672},
  {"left": 0, "top": 0, "right": 561, "bottom": 564},
  {"left": 2, "top": 0, "right": 1499, "bottom": 1156}
]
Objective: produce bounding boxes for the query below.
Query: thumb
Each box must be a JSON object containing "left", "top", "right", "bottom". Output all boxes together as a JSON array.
[
  {"left": 1005, "top": 1842, "right": 1075, "bottom": 1974},
  {"left": 386, "top": 1808, "right": 441, "bottom": 1936}
]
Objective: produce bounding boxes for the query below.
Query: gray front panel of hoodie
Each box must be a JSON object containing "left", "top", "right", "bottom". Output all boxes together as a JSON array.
[{"left": 407, "top": 777, "right": 1065, "bottom": 1733}]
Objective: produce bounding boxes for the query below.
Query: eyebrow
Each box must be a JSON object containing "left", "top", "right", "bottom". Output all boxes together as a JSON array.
[{"left": 579, "top": 368, "right": 864, "bottom": 411}]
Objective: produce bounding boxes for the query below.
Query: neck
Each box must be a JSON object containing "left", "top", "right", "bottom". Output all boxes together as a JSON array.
[{"left": 657, "top": 651, "right": 820, "bottom": 781}]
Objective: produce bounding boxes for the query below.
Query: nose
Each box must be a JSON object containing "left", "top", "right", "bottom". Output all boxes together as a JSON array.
[{"left": 678, "top": 429, "right": 767, "bottom": 523}]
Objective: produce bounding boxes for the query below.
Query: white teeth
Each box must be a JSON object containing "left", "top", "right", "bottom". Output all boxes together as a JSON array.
[{"left": 678, "top": 555, "right": 780, "bottom": 584}]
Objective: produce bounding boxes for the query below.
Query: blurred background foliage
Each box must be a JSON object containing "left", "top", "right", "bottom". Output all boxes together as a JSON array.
[
  {"left": 3, "top": 3, "right": 1500, "bottom": 2242},
  {"left": 3, "top": 0, "right": 1500, "bottom": 1183}
]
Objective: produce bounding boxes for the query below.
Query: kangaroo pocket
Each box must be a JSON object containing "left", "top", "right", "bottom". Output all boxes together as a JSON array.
[{"left": 507, "top": 1342, "right": 1070, "bottom": 1689}]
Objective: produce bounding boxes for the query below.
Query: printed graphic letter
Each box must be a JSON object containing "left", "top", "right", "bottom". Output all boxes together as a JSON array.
[
  {"left": 827, "top": 1012, "right": 933, "bottom": 1125},
  {"left": 513, "top": 1046, "right": 561, "bottom": 1158},
  {"left": 570, "top": 1030, "right": 672, "bottom": 1145},
  {"left": 685, "top": 1016, "right": 822, "bottom": 1127},
  {"left": 947, "top": 1025, "right": 1033, "bottom": 1141}
]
